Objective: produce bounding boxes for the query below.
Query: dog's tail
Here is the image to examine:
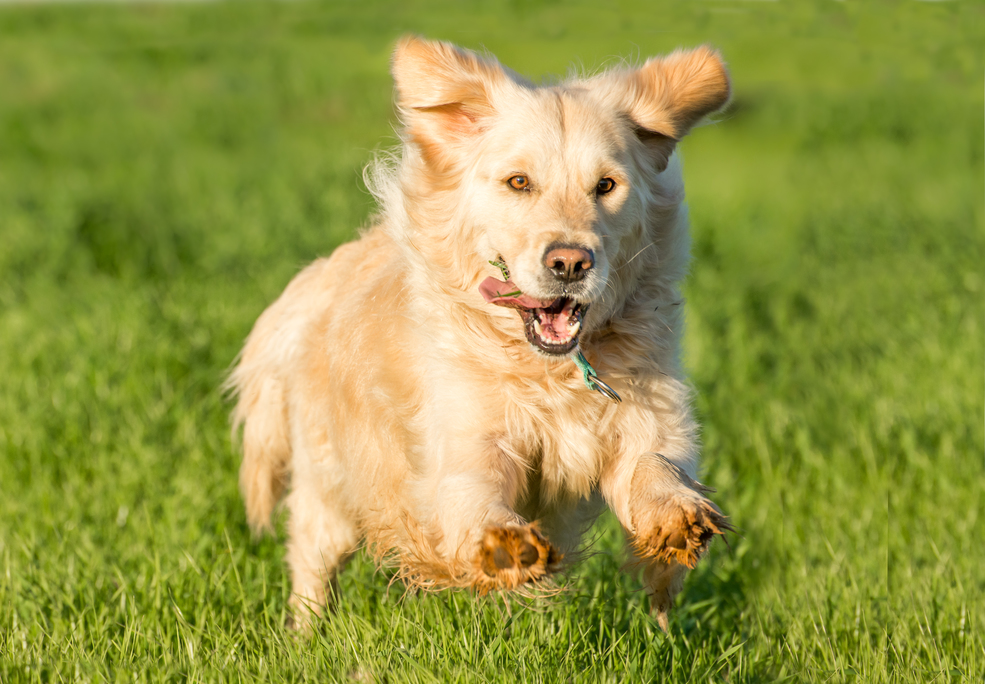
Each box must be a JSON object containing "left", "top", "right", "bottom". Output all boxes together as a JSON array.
[
  {"left": 225, "top": 314, "right": 294, "bottom": 535},
  {"left": 225, "top": 258, "right": 339, "bottom": 534}
]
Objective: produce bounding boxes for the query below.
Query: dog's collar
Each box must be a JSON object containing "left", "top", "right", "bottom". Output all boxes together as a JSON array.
[{"left": 573, "top": 350, "right": 621, "bottom": 403}]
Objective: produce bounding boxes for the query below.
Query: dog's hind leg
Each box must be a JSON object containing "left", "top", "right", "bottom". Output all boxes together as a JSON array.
[
  {"left": 531, "top": 491, "right": 606, "bottom": 566},
  {"left": 635, "top": 554, "right": 688, "bottom": 633},
  {"left": 285, "top": 476, "right": 359, "bottom": 632}
]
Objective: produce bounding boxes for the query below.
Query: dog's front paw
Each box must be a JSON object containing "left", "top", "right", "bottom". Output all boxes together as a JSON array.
[
  {"left": 632, "top": 493, "right": 732, "bottom": 569},
  {"left": 474, "top": 523, "right": 561, "bottom": 592}
]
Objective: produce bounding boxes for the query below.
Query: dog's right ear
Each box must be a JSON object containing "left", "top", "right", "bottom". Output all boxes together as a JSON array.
[{"left": 392, "top": 36, "right": 507, "bottom": 170}]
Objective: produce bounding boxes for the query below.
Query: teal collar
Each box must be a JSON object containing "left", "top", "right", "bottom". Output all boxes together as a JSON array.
[{"left": 573, "top": 351, "right": 621, "bottom": 403}]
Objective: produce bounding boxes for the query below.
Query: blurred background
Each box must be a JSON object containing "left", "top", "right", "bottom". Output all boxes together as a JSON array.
[{"left": 0, "top": 1, "right": 981, "bottom": 681}]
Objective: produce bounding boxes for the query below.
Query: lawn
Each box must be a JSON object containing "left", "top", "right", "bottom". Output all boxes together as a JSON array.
[{"left": 0, "top": 1, "right": 982, "bottom": 681}]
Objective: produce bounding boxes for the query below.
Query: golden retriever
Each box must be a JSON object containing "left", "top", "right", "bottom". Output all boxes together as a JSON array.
[{"left": 228, "top": 36, "right": 732, "bottom": 632}]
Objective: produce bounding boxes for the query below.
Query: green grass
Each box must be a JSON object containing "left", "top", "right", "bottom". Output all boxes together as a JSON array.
[{"left": 0, "top": 1, "right": 982, "bottom": 681}]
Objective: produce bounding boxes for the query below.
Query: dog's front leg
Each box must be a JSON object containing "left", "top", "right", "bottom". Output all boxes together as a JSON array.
[
  {"left": 599, "top": 416, "right": 731, "bottom": 630},
  {"left": 411, "top": 429, "right": 561, "bottom": 591}
]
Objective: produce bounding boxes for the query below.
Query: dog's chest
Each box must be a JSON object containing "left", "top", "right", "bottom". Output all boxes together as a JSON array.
[{"left": 505, "top": 389, "right": 611, "bottom": 503}]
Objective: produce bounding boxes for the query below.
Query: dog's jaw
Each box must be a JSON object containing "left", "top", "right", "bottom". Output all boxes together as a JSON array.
[
  {"left": 519, "top": 299, "right": 587, "bottom": 356},
  {"left": 479, "top": 269, "right": 592, "bottom": 356}
]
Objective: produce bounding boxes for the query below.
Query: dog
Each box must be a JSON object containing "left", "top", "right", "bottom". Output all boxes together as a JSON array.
[{"left": 228, "top": 36, "right": 732, "bottom": 632}]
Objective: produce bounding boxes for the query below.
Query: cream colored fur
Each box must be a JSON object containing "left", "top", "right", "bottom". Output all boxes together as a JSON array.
[{"left": 228, "top": 36, "right": 732, "bottom": 632}]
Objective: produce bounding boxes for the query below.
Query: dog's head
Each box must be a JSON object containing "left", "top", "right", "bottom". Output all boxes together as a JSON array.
[{"left": 388, "top": 37, "right": 729, "bottom": 357}]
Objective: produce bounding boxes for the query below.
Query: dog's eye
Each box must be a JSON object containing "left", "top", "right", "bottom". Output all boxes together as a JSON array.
[
  {"left": 596, "top": 178, "right": 616, "bottom": 195},
  {"left": 507, "top": 175, "right": 530, "bottom": 191}
]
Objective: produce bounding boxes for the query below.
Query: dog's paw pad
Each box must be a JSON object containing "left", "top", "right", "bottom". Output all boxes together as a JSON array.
[
  {"left": 517, "top": 542, "right": 539, "bottom": 567},
  {"left": 475, "top": 524, "right": 561, "bottom": 590},
  {"left": 633, "top": 496, "right": 733, "bottom": 569}
]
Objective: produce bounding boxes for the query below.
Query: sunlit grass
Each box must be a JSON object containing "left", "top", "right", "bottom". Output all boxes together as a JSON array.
[{"left": 0, "top": 1, "right": 981, "bottom": 681}]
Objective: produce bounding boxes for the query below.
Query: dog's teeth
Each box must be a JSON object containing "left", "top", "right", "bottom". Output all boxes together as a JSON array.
[
  {"left": 533, "top": 318, "right": 543, "bottom": 339},
  {"left": 569, "top": 319, "right": 581, "bottom": 336}
]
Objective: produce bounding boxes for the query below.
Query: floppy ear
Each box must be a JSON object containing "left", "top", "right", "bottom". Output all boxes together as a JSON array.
[
  {"left": 391, "top": 36, "right": 508, "bottom": 170},
  {"left": 608, "top": 46, "right": 730, "bottom": 171}
]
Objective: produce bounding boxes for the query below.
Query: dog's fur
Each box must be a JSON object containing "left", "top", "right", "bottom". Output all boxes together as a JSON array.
[{"left": 228, "top": 37, "right": 732, "bottom": 632}]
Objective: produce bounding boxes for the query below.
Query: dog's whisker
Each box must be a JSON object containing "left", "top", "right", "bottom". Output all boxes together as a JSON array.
[
  {"left": 615, "top": 242, "right": 655, "bottom": 272},
  {"left": 600, "top": 279, "right": 620, "bottom": 304}
]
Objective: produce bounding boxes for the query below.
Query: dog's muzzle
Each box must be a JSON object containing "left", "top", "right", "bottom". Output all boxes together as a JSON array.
[{"left": 479, "top": 269, "right": 588, "bottom": 355}]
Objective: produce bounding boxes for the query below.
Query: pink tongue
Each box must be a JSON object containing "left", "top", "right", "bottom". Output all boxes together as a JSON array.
[{"left": 479, "top": 277, "right": 557, "bottom": 309}]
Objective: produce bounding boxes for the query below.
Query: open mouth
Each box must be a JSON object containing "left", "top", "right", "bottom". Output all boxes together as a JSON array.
[{"left": 479, "top": 271, "right": 587, "bottom": 355}]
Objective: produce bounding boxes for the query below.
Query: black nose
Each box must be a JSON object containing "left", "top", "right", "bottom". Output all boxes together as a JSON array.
[{"left": 543, "top": 245, "right": 595, "bottom": 282}]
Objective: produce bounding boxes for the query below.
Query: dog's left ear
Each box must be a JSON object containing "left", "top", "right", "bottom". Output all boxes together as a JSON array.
[
  {"left": 600, "top": 46, "right": 730, "bottom": 171},
  {"left": 391, "top": 36, "right": 509, "bottom": 171}
]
